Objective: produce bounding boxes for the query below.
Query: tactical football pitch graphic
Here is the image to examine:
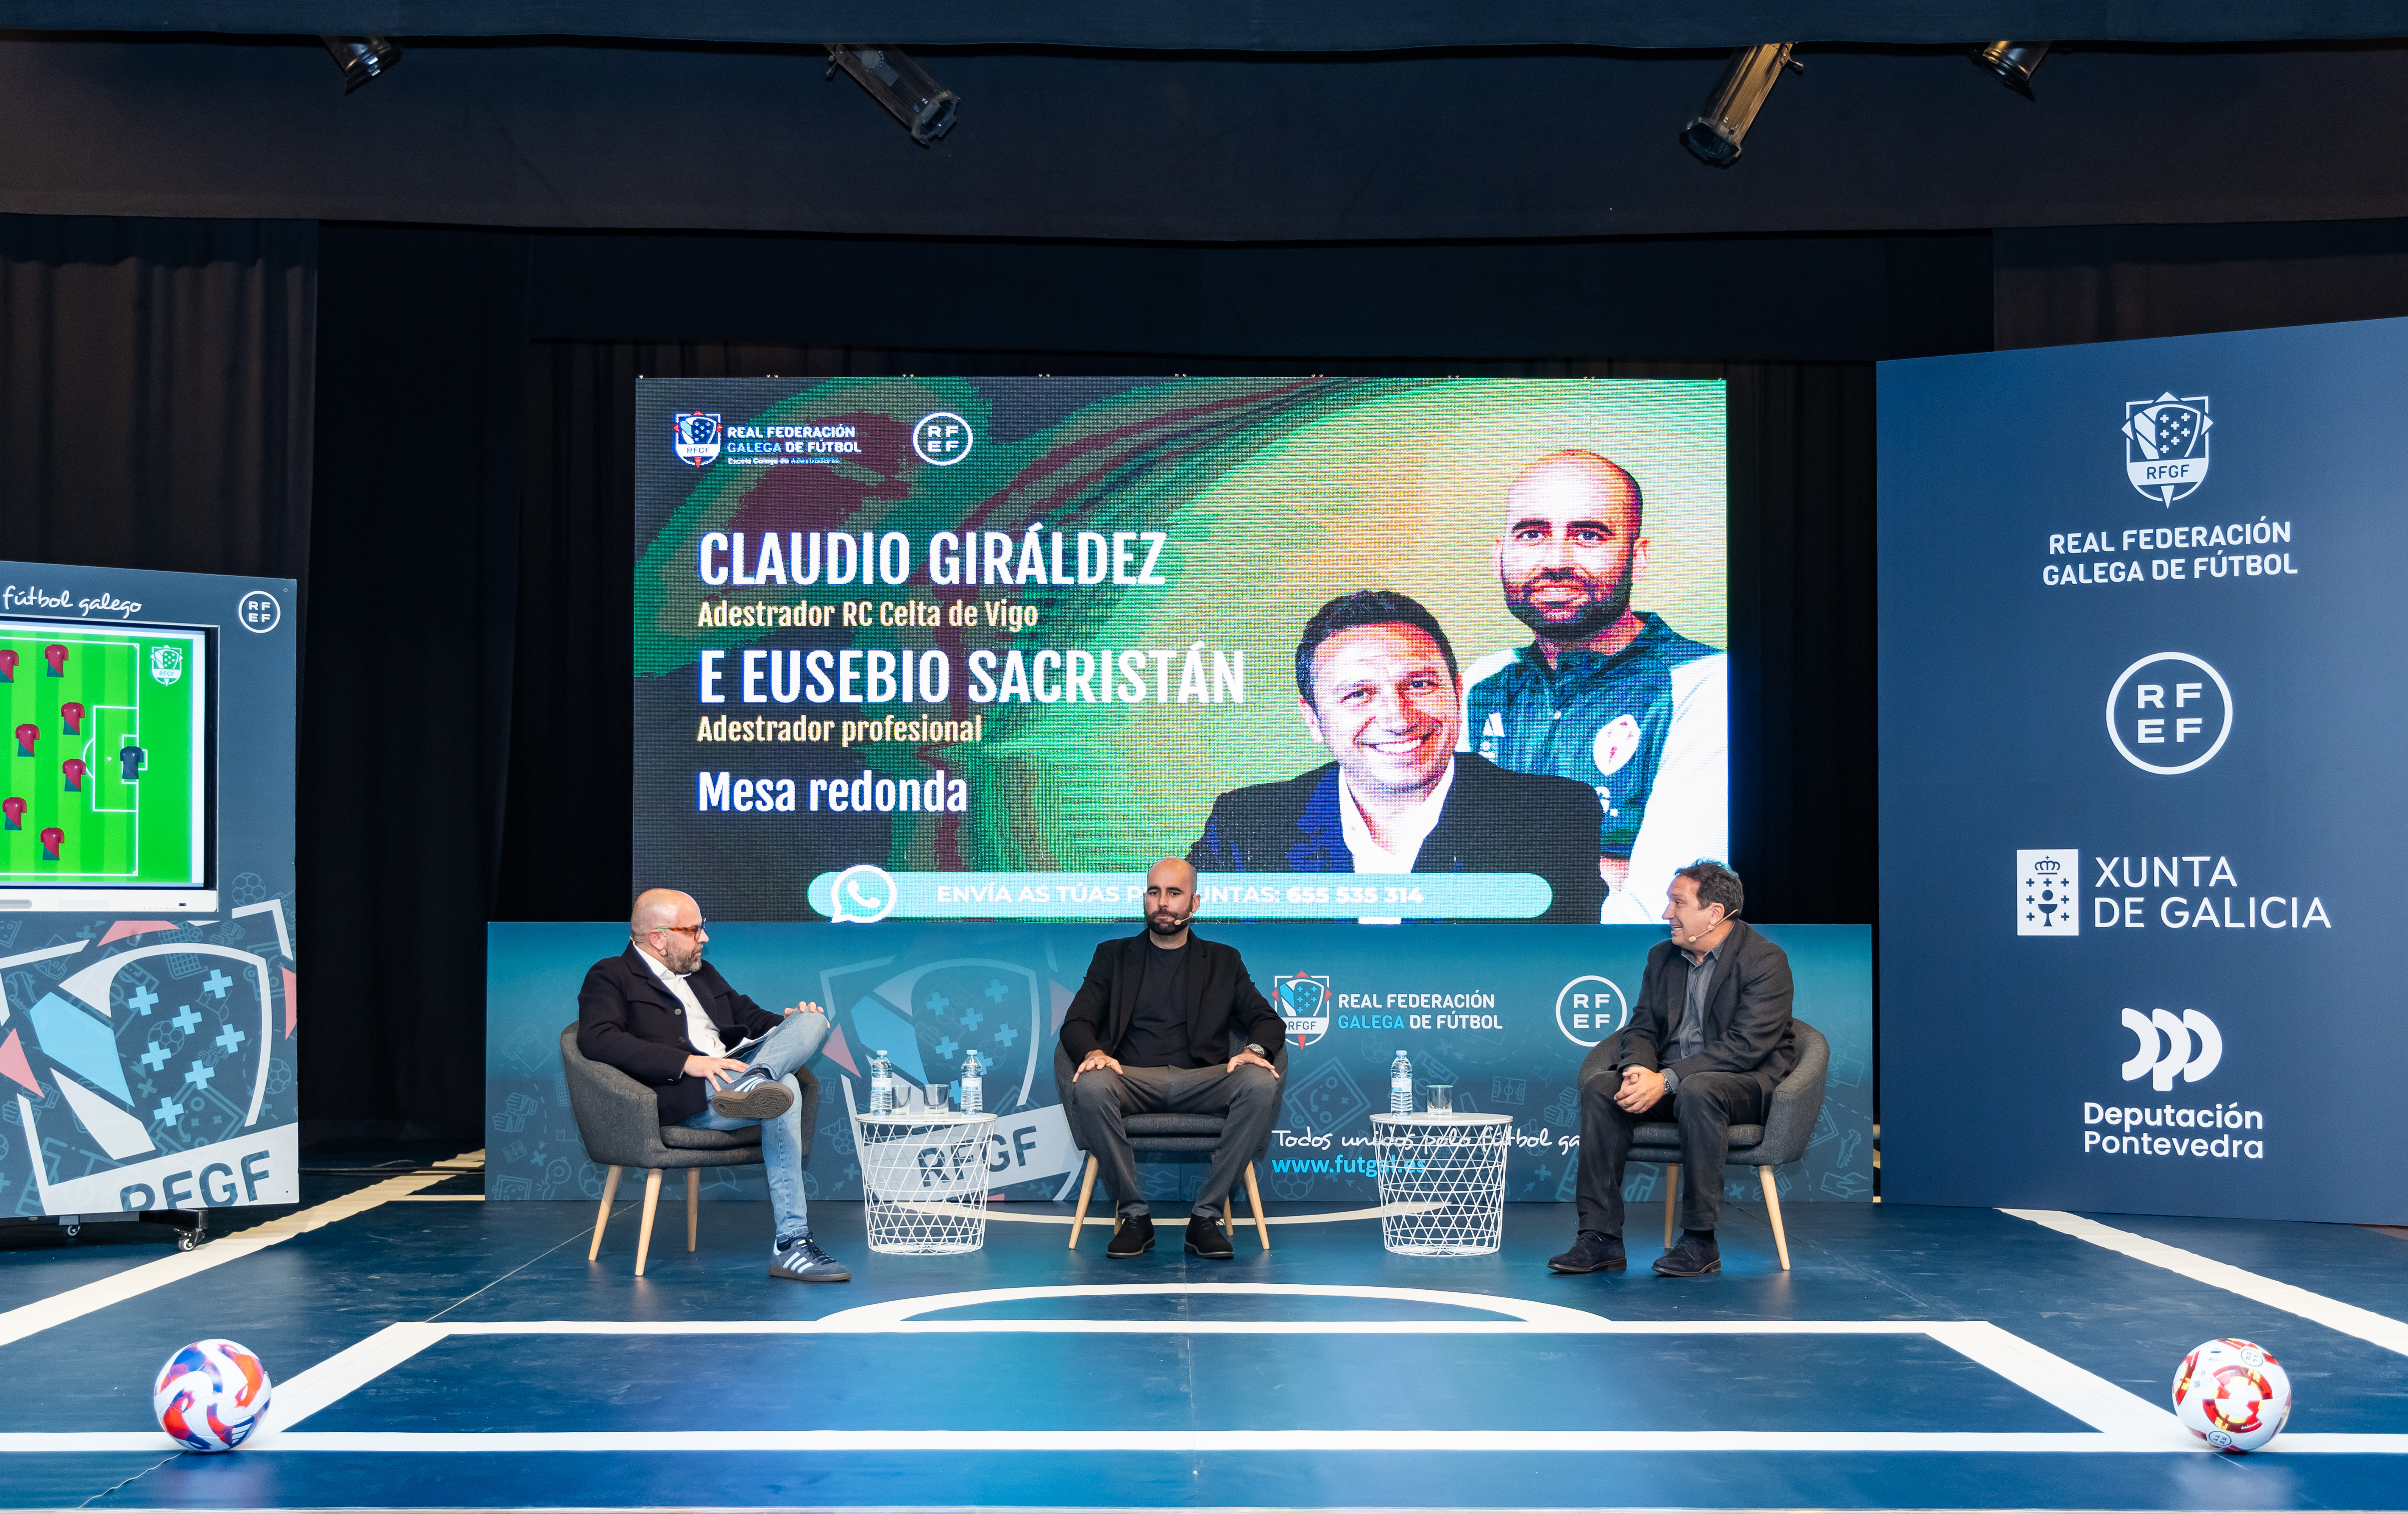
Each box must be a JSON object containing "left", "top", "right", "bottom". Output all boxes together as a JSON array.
[{"left": 0, "top": 620, "right": 203, "bottom": 887}]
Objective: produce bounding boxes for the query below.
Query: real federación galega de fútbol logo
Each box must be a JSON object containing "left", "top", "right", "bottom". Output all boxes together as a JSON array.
[
  {"left": 672, "top": 411, "right": 722, "bottom": 467},
  {"left": 1275, "top": 973, "right": 1330, "bottom": 1047},
  {"left": 2124, "top": 393, "right": 2211, "bottom": 505}
]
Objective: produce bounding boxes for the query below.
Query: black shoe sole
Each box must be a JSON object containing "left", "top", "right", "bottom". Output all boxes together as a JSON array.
[
  {"left": 712, "top": 1083, "right": 794, "bottom": 1119},
  {"left": 1547, "top": 1257, "right": 1627, "bottom": 1273},
  {"left": 1105, "top": 1240, "right": 1155, "bottom": 1258},
  {"left": 768, "top": 1266, "right": 851, "bottom": 1282},
  {"left": 1185, "top": 1241, "right": 1235, "bottom": 1259},
  {"left": 1651, "top": 1258, "right": 1721, "bottom": 1277}
]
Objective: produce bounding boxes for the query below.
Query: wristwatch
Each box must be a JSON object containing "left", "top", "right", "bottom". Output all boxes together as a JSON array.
[{"left": 1244, "top": 1043, "right": 1267, "bottom": 1057}]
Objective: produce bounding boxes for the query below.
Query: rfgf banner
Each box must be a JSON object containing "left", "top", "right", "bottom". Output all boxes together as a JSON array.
[{"left": 1878, "top": 318, "right": 2408, "bottom": 1223}]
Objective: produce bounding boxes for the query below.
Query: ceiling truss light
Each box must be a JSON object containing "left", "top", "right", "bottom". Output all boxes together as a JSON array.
[
  {"left": 320, "top": 35, "right": 402, "bottom": 93},
  {"left": 825, "top": 45, "right": 960, "bottom": 145},
  {"left": 1972, "top": 42, "right": 2053, "bottom": 97},
  {"left": 1681, "top": 44, "right": 1801, "bottom": 167}
]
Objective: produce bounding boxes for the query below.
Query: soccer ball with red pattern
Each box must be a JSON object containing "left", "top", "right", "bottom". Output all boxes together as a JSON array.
[
  {"left": 153, "top": 1338, "right": 273, "bottom": 1452},
  {"left": 2171, "top": 1337, "right": 2290, "bottom": 1452}
]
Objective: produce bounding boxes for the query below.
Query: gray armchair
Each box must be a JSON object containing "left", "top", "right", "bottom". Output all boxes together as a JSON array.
[
  {"left": 1053, "top": 1035, "right": 1285, "bottom": 1252},
  {"left": 1577, "top": 1018, "right": 1829, "bottom": 1269},
  {"left": 559, "top": 1023, "right": 822, "bottom": 1275}
]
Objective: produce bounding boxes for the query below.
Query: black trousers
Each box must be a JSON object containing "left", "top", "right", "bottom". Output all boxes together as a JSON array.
[{"left": 1576, "top": 1069, "right": 1766, "bottom": 1237}]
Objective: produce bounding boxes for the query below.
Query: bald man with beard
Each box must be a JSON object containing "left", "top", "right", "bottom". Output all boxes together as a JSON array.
[
  {"left": 1462, "top": 449, "right": 1729, "bottom": 923},
  {"left": 576, "top": 888, "right": 849, "bottom": 1282}
]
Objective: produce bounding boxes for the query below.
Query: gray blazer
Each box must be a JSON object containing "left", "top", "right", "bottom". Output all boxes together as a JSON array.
[{"left": 1616, "top": 920, "right": 1798, "bottom": 1098}]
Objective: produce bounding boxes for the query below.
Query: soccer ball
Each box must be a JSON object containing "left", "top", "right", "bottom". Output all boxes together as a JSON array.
[
  {"left": 2171, "top": 1337, "right": 2290, "bottom": 1452},
  {"left": 153, "top": 1339, "right": 273, "bottom": 1452}
]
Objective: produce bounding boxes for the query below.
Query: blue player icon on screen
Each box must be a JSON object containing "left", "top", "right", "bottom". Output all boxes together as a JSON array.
[{"left": 118, "top": 744, "right": 146, "bottom": 784}]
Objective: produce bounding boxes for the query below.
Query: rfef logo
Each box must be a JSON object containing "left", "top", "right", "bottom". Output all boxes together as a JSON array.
[
  {"left": 2121, "top": 1007, "right": 2222, "bottom": 1091},
  {"left": 673, "top": 412, "right": 722, "bottom": 467},
  {"left": 2124, "top": 393, "right": 2211, "bottom": 505},
  {"left": 1555, "top": 974, "right": 1629, "bottom": 1047},
  {"left": 1275, "top": 973, "right": 1331, "bottom": 1046},
  {"left": 2016, "top": 849, "right": 2079, "bottom": 935},
  {"left": 2106, "top": 652, "right": 2232, "bottom": 775},
  {"left": 912, "top": 411, "right": 973, "bottom": 466}
]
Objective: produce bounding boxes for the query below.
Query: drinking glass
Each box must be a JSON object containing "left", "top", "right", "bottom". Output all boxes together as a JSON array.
[{"left": 1425, "top": 1085, "right": 1453, "bottom": 1114}]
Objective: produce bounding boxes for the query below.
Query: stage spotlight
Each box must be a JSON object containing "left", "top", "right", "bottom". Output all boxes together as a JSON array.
[
  {"left": 1681, "top": 44, "right": 1799, "bottom": 167},
  {"left": 824, "top": 45, "right": 960, "bottom": 145},
  {"left": 1972, "top": 42, "right": 2052, "bottom": 97},
  {"left": 320, "top": 35, "right": 402, "bottom": 93}
]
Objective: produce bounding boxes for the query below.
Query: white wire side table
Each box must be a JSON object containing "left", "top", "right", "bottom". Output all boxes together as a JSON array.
[
  {"left": 855, "top": 1111, "right": 999, "bottom": 1255},
  {"left": 1370, "top": 1112, "right": 1512, "bottom": 1257}
]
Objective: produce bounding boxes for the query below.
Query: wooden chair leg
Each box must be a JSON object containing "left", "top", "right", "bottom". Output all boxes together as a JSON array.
[
  {"left": 1244, "top": 1162, "right": 1270, "bottom": 1251},
  {"left": 634, "top": 1169, "right": 663, "bottom": 1277},
  {"left": 587, "top": 1165, "right": 622, "bottom": 1261},
  {"left": 1664, "top": 1164, "right": 1680, "bottom": 1248},
  {"left": 687, "top": 1171, "right": 700, "bottom": 1252},
  {"left": 1759, "top": 1167, "right": 1790, "bottom": 1271},
  {"left": 1068, "top": 1155, "right": 1099, "bottom": 1249}
]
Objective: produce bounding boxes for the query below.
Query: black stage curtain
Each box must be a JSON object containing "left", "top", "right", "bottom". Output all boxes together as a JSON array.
[
  {"left": 299, "top": 224, "right": 528, "bottom": 1138},
  {"left": 0, "top": 214, "right": 315, "bottom": 577}
]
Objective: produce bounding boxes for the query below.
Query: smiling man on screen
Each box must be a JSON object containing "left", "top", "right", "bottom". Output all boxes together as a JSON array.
[{"left": 1186, "top": 589, "right": 1605, "bottom": 924}]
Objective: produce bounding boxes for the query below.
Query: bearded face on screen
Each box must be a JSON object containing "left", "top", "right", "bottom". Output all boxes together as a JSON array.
[{"left": 1495, "top": 451, "right": 1645, "bottom": 645}]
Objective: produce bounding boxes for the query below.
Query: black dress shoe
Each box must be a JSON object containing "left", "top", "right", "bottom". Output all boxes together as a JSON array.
[
  {"left": 1185, "top": 1214, "right": 1235, "bottom": 1260},
  {"left": 1652, "top": 1232, "right": 1721, "bottom": 1277},
  {"left": 1105, "top": 1212, "right": 1156, "bottom": 1258},
  {"left": 1547, "top": 1230, "right": 1626, "bottom": 1273}
]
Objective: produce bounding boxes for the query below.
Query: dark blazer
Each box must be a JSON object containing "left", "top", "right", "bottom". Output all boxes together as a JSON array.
[
  {"left": 1185, "top": 753, "right": 1608, "bottom": 923},
  {"left": 1059, "top": 930, "right": 1287, "bottom": 1067},
  {"left": 1616, "top": 920, "right": 1798, "bottom": 1098},
  {"left": 576, "top": 945, "right": 787, "bottom": 1126}
]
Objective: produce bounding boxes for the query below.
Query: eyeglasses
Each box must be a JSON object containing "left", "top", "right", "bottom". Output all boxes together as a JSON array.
[{"left": 653, "top": 921, "right": 709, "bottom": 936}]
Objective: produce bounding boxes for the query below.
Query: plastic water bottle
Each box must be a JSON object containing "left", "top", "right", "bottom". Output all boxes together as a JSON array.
[
  {"left": 1389, "top": 1049, "right": 1413, "bottom": 1114},
  {"left": 870, "top": 1049, "right": 894, "bottom": 1114},
  {"left": 960, "top": 1051, "right": 984, "bottom": 1113}
]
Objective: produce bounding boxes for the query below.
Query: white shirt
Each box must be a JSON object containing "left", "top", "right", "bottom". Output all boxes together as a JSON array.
[
  {"left": 1338, "top": 758, "right": 1455, "bottom": 923},
  {"left": 640, "top": 946, "right": 727, "bottom": 1058}
]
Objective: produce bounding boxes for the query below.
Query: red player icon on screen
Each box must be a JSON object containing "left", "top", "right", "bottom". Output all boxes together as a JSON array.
[
  {"left": 12, "top": 723, "right": 33, "bottom": 758},
  {"left": 61, "top": 758, "right": 85, "bottom": 793},
  {"left": 38, "top": 825, "right": 62, "bottom": 861},
  {"left": 118, "top": 744, "right": 147, "bottom": 785},
  {"left": 1, "top": 797, "right": 22, "bottom": 831},
  {"left": 42, "top": 644, "right": 66, "bottom": 678},
  {"left": 0, "top": 649, "right": 15, "bottom": 682},
  {"left": 59, "top": 702, "right": 83, "bottom": 736}
]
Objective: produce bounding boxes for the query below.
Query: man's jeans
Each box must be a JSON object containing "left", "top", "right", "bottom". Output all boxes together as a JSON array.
[{"left": 676, "top": 1010, "right": 832, "bottom": 1241}]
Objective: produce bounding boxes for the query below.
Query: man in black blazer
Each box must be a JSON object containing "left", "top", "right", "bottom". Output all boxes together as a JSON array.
[
  {"left": 577, "top": 888, "right": 849, "bottom": 1282},
  {"left": 1061, "top": 858, "right": 1289, "bottom": 1261},
  {"left": 1551, "top": 860, "right": 1796, "bottom": 1278},
  {"left": 1186, "top": 589, "right": 1606, "bottom": 923}
]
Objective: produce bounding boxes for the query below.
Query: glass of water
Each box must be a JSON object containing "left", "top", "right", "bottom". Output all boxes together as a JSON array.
[
  {"left": 1425, "top": 1085, "right": 1453, "bottom": 1114},
  {"left": 923, "top": 1082, "right": 947, "bottom": 1115}
]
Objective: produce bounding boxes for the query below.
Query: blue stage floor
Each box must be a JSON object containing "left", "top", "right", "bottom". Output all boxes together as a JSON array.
[{"left": 3, "top": 1171, "right": 2405, "bottom": 1510}]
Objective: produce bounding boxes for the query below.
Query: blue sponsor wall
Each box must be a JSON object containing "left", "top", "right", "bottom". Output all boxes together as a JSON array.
[
  {"left": 1879, "top": 316, "right": 2408, "bottom": 1222},
  {"left": 486, "top": 923, "right": 1871, "bottom": 1207}
]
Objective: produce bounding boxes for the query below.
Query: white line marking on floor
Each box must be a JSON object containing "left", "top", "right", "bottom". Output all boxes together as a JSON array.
[
  {"left": 2004, "top": 1208, "right": 2408, "bottom": 1358},
  {"left": 820, "top": 1282, "right": 1609, "bottom": 1329},
  {"left": 22, "top": 1428, "right": 2406, "bottom": 1455},
  {"left": 392, "top": 1194, "right": 486, "bottom": 1202},
  {"left": 0, "top": 1149, "right": 482, "bottom": 1351}
]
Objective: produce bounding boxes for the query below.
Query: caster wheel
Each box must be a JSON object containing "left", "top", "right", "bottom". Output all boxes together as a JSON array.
[
  {"left": 62, "top": 1224, "right": 80, "bottom": 1239},
  {"left": 176, "top": 1232, "right": 198, "bottom": 1252}
]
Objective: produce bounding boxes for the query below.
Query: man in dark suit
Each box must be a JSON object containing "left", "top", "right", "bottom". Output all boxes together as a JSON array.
[
  {"left": 1062, "top": 858, "right": 1289, "bottom": 1261},
  {"left": 577, "top": 887, "right": 849, "bottom": 1282},
  {"left": 1551, "top": 860, "right": 1796, "bottom": 1278},
  {"left": 1186, "top": 589, "right": 1607, "bottom": 924}
]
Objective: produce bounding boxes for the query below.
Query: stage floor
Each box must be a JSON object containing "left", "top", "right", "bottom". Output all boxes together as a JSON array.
[{"left": 3, "top": 1162, "right": 2406, "bottom": 1511}]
